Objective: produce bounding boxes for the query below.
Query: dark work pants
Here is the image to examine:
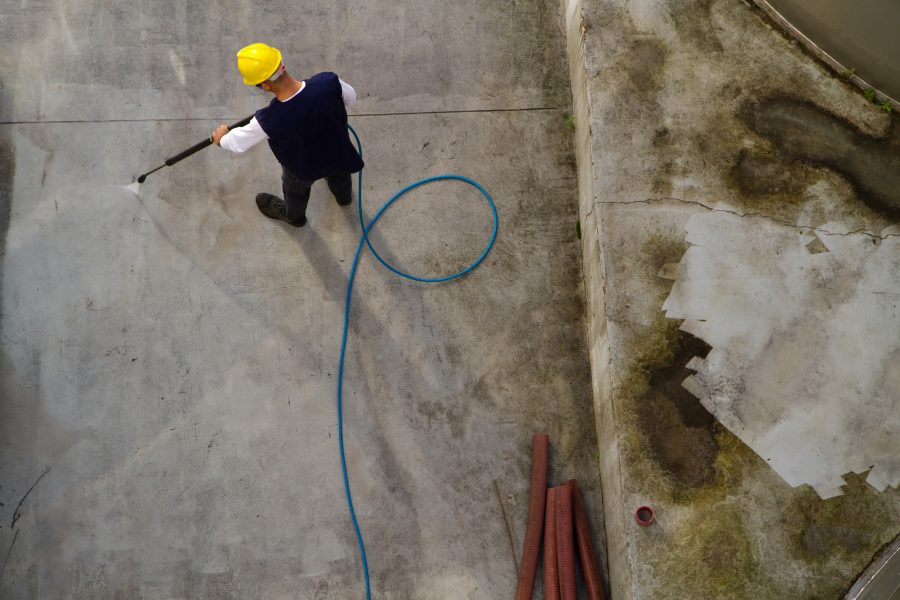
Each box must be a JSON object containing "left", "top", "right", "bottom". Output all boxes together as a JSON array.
[{"left": 282, "top": 168, "right": 353, "bottom": 222}]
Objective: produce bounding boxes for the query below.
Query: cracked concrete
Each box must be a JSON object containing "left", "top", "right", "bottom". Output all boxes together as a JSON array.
[{"left": 598, "top": 197, "right": 900, "bottom": 240}]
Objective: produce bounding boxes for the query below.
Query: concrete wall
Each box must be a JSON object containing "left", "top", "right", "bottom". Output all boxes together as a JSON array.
[{"left": 561, "top": 0, "right": 632, "bottom": 598}]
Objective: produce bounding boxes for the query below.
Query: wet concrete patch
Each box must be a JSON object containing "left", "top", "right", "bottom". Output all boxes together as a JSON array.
[
  {"left": 670, "top": 0, "right": 723, "bottom": 53},
  {"left": 739, "top": 97, "right": 900, "bottom": 218},
  {"left": 626, "top": 40, "right": 668, "bottom": 97},
  {"left": 616, "top": 314, "right": 777, "bottom": 596},
  {"left": 638, "top": 330, "right": 717, "bottom": 488},
  {"left": 732, "top": 148, "right": 814, "bottom": 199},
  {"left": 620, "top": 232, "right": 721, "bottom": 489},
  {"left": 787, "top": 471, "right": 900, "bottom": 562}
]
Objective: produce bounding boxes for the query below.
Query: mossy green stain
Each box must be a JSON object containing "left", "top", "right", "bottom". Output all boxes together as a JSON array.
[
  {"left": 661, "top": 505, "right": 760, "bottom": 598},
  {"left": 786, "top": 471, "right": 900, "bottom": 562}
]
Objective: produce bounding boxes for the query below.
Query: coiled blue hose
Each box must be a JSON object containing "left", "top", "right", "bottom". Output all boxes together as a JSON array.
[{"left": 337, "top": 125, "right": 498, "bottom": 598}]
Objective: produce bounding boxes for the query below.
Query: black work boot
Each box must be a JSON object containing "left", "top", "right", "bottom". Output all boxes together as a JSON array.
[{"left": 255, "top": 193, "right": 306, "bottom": 227}]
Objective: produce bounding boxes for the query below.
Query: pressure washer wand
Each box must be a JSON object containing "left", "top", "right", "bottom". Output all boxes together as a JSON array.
[{"left": 135, "top": 114, "right": 254, "bottom": 183}]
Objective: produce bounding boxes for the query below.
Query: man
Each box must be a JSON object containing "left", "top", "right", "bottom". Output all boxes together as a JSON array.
[{"left": 212, "top": 43, "right": 364, "bottom": 227}]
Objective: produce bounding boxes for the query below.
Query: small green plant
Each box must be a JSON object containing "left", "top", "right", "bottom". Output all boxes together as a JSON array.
[
  {"left": 879, "top": 100, "right": 893, "bottom": 113},
  {"left": 839, "top": 67, "right": 856, "bottom": 79},
  {"left": 565, "top": 114, "right": 576, "bottom": 130},
  {"left": 864, "top": 88, "right": 876, "bottom": 102}
]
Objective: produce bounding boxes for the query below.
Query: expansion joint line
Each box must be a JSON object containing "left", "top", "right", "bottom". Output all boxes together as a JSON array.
[
  {"left": 595, "top": 197, "right": 900, "bottom": 240},
  {"left": 0, "top": 106, "right": 560, "bottom": 126}
]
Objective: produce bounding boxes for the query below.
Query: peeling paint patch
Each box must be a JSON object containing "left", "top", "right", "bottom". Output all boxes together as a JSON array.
[{"left": 662, "top": 207, "right": 899, "bottom": 498}]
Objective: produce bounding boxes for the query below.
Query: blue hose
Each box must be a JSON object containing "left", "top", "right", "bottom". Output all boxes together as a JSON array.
[{"left": 337, "top": 125, "right": 498, "bottom": 599}]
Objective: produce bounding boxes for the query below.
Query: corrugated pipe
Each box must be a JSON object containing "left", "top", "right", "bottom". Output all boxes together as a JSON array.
[
  {"left": 555, "top": 485, "right": 577, "bottom": 600},
  {"left": 515, "top": 433, "right": 549, "bottom": 600},
  {"left": 543, "top": 487, "right": 560, "bottom": 600},
  {"left": 562, "top": 480, "right": 606, "bottom": 600}
]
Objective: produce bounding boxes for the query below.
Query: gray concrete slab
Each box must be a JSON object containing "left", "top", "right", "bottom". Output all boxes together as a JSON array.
[{"left": 0, "top": 2, "right": 604, "bottom": 599}]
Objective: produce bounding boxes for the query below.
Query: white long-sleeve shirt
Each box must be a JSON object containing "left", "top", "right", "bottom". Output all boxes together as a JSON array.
[{"left": 220, "top": 78, "right": 357, "bottom": 153}]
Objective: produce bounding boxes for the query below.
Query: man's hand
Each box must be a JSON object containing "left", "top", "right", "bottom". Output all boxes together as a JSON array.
[{"left": 211, "top": 124, "right": 229, "bottom": 146}]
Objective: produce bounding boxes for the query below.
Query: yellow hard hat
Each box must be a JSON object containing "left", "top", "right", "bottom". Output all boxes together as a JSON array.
[{"left": 236, "top": 43, "right": 283, "bottom": 85}]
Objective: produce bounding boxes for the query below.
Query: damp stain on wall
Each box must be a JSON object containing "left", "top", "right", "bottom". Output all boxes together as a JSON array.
[
  {"left": 619, "top": 235, "right": 724, "bottom": 495},
  {"left": 637, "top": 328, "right": 716, "bottom": 488},
  {"left": 736, "top": 97, "right": 900, "bottom": 219}
]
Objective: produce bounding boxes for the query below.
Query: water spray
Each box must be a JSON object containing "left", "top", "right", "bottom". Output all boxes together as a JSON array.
[{"left": 125, "top": 114, "right": 254, "bottom": 195}]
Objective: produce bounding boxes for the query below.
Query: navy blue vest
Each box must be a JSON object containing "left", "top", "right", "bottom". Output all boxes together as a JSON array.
[{"left": 255, "top": 72, "right": 364, "bottom": 181}]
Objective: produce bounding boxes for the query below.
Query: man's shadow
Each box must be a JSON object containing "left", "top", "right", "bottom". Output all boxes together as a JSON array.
[{"left": 279, "top": 203, "right": 433, "bottom": 567}]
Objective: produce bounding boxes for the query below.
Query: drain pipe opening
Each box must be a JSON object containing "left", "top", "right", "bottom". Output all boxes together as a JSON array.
[{"left": 635, "top": 505, "right": 655, "bottom": 526}]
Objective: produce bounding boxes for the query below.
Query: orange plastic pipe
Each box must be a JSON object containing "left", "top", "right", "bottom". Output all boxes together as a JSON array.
[
  {"left": 555, "top": 485, "right": 577, "bottom": 600},
  {"left": 515, "top": 433, "right": 549, "bottom": 600},
  {"left": 543, "top": 488, "right": 560, "bottom": 600},
  {"left": 562, "top": 480, "right": 606, "bottom": 600}
]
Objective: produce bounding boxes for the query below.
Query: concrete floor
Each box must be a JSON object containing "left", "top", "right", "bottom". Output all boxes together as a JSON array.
[{"left": 0, "top": 2, "right": 604, "bottom": 599}]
